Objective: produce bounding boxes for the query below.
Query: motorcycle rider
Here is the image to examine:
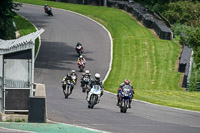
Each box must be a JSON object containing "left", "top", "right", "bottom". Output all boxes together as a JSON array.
[
  {"left": 81, "top": 70, "right": 91, "bottom": 87},
  {"left": 70, "top": 70, "right": 77, "bottom": 85},
  {"left": 89, "top": 73, "right": 104, "bottom": 97},
  {"left": 62, "top": 73, "right": 74, "bottom": 98},
  {"left": 77, "top": 55, "right": 86, "bottom": 65},
  {"left": 44, "top": 4, "right": 51, "bottom": 14},
  {"left": 116, "top": 79, "right": 134, "bottom": 108},
  {"left": 76, "top": 42, "right": 83, "bottom": 55}
]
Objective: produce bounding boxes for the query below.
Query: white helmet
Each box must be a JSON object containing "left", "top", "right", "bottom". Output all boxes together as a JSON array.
[
  {"left": 85, "top": 70, "right": 89, "bottom": 74},
  {"left": 80, "top": 55, "right": 83, "bottom": 58},
  {"left": 71, "top": 70, "right": 75, "bottom": 73},
  {"left": 95, "top": 73, "right": 100, "bottom": 80}
]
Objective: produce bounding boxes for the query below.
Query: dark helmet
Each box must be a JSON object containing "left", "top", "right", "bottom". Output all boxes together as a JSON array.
[
  {"left": 67, "top": 73, "right": 71, "bottom": 78},
  {"left": 124, "top": 79, "right": 130, "bottom": 85},
  {"left": 95, "top": 73, "right": 100, "bottom": 80},
  {"left": 77, "top": 42, "right": 81, "bottom": 45}
]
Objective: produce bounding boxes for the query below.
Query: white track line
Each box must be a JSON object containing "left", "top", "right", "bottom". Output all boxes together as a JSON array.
[{"left": 0, "top": 126, "right": 35, "bottom": 133}]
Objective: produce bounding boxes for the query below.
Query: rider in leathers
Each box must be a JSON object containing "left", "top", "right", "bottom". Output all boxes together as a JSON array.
[
  {"left": 88, "top": 73, "right": 104, "bottom": 98},
  {"left": 77, "top": 55, "right": 86, "bottom": 65},
  {"left": 70, "top": 70, "right": 77, "bottom": 85},
  {"left": 116, "top": 79, "right": 134, "bottom": 108},
  {"left": 81, "top": 70, "right": 91, "bottom": 87},
  {"left": 44, "top": 4, "right": 51, "bottom": 14},
  {"left": 62, "top": 73, "right": 74, "bottom": 97},
  {"left": 76, "top": 42, "right": 83, "bottom": 52}
]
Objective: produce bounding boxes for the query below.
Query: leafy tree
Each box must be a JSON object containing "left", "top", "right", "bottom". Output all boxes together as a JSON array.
[
  {"left": 0, "top": 0, "right": 16, "bottom": 39},
  {"left": 180, "top": 27, "right": 200, "bottom": 68}
]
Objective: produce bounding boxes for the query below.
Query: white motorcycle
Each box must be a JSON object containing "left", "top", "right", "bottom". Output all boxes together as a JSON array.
[{"left": 87, "top": 85, "right": 102, "bottom": 109}]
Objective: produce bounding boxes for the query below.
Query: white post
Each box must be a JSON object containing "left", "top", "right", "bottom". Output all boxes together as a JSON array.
[
  {"left": 104, "top": 0, "right": 107, "bottom": 6},
  {"left": 30, "top": 41, "right": 35, "bottom": 97}
]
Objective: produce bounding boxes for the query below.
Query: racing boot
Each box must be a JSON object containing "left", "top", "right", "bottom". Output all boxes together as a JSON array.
[
  {"left": 116, "top": 99, "right": 120, "bottom": 106},
  {"left": 129, "top": 99, "right": 132, "bottom": 108}
]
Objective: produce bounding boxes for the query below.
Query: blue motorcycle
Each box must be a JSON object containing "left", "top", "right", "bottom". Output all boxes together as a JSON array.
[{"left": 119, "top": 85, "right": 132, "bottom": 113}]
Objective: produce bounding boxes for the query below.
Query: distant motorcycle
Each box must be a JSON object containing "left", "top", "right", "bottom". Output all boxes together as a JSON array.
[
  {"left": 78, "top": 60, "right": 85, "bottom": 72},
  {"left": 119, "top": 85, "right": 132, "bottom": 113},
  {"left": 82, "top": 75, "right": 90, "bottom": 92},
  {"left": 76, "top": 45, "right": 83, "bottom": 56},
  {"left": 87, "top": 85, "right": 102, "bottom": 109},
  {"left": 44, "top": 6, "right": 53, "bottom": 16}
]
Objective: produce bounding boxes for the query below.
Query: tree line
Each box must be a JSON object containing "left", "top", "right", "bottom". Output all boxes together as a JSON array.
[{"left": 0, "top": 0, "right": 19, "bottom": 40}]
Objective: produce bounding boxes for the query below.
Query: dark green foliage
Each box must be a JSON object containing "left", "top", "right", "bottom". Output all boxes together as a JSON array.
[
  {"left": 171, "top": 23, "right": 194, "bottom": 36},
  {"left": 189, "top": 63, "right": 200, "bottom": 91},
  {"left": 181, "top": 28, "right": 200, "bottom": 68},
  {"left": 135, "top": 0, "right": 200, "bottom": 27},
  {"left": 162, "top": 1, "right": 200, "bottom": 26},
  {"left": 0, "top": 0, "right": 16, "bottom": 39}
]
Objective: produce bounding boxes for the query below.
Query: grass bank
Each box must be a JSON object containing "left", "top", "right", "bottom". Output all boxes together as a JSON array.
[
  {"left": 14, "top": 15, "right": 39, "bottom": 55},
  {"left": 15, "top": 0, "right": 200, "bottom": 111}
]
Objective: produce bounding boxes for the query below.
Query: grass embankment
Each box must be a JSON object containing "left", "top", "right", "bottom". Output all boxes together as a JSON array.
[
  {"left": 15, "top": 0, "right": 200, "bottom": 111},
  {"left": 14, "top": 15, "right": 39, "bottom": 55}
]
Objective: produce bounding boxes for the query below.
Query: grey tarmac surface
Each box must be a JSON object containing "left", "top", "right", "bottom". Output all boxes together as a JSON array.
[{"left": 17, "top": 4, "right": 200, "bottom": 133}]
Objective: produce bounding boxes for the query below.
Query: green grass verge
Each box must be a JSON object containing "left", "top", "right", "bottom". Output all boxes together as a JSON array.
[
  {"left": 14, "top": 14, "right": 39, "bottom": 55},
  {"left": 15, "top": 0, "right": 200, "bottom": 111}
]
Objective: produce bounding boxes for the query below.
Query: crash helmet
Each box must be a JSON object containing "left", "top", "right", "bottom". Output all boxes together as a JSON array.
[
  {"left": 124, "top": 79, "right": 130, "bottom": 85},
  {"left": 45, "top": 4, "right": 48, "bottom": 7},
  {"left": 71, "top": 70, "right": 75, "bottom": 73},
  {"left": 80, "top": 55, "right": 83, "bottom": 59},
  {"left": 95, "top": 73, "right": 100, "bottom": 80},
  {"left": 67, "top": 73, "right": 71, "bottom": 78},
  {"left": 77, "top": 42, "right": 81, "bottom": 45},
  {"left": 85, "top": 70, "right": 89, "bottom": 74}
]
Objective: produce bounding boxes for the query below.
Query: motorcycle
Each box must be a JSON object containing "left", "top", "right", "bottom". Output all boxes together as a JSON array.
[
  {"left": 76, "top": 45, "right": 83, "bottom": 56},
  {"left": 82, "top": 76, "right": 90, "bottom": 92},
  {"left": 78, "top": 60, "right": 85, "bottom": 72},
  {"left": 45, "top": 6, "right": 53, "bottom": 16},
  {"left": 119, "top": 85, "right": 132, "bottom": 113},
  {"left": 63, "top": 79, "right": 74, "bottom": 99},
  {"left": 87, "top": 85, "right": 102, "bottom": 109}
]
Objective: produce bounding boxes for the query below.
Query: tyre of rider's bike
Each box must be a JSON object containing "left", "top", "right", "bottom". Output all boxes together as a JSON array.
[
  {"left": 82, "top": 87, "right": 86, "bottom": 92},
  {"left": 89, "top": 95, "right": 96, "bottom": 109},
  {"left": 123, "top": 100, "right": 128, "bottom": 113},
  {"left": 79, "top": 66, "right": 84, "bottom": 72}
]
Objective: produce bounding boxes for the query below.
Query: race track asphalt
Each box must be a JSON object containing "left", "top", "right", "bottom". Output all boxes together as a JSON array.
[{"left": 17, "top": 4, "right": 200, "bottom": 133}]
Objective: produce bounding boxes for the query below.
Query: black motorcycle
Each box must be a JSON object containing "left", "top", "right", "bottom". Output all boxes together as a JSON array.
[
  {"left": 82, "top": 76, "right": 91, "bottom": 92},
  {"left": 63, "top": 79, "right": 74, "bottom": 99},
  {"left": 76, "top": 45, "right": 83, "bottom": 56},
  {"left": 47, "top": 9, "right": 53, "bottom": 16}
]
